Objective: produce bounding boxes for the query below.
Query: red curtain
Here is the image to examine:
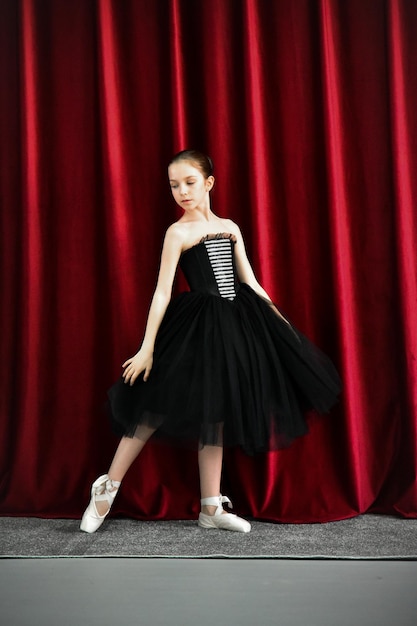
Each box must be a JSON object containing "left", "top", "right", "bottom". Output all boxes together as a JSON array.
[{"left": 1, "top": 0, "right": 416, "bottom": 522}]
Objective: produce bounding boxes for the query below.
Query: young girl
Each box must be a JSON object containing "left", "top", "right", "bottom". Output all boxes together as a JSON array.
[{"left": 81, "top": 150, "right": 341, "bottom": 534}]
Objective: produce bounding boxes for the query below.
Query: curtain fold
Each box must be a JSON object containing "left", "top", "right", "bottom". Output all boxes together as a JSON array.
[
  {"left": 0, "top": 0, "right": 416, "bottom": 522},
  {"left": 319, "top": 0, "right": 373, "bottom": 510},
  {"left": 386, "top": 0, "right": 417, "bottom": 515}
]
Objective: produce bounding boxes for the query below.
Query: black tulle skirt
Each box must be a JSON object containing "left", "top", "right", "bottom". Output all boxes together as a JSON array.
[{"left": 107, "top": 284, "right": 341, "bottom": 455}]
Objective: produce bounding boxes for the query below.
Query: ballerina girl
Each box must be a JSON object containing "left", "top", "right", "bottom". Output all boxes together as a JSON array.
[{"left": 81, "top": 149, "right": 340, "bottom": 534}]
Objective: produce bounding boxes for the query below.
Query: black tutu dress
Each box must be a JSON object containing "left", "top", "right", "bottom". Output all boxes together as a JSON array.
[{"left": 107, "top": 233, "right": 341, "bottom": 455}]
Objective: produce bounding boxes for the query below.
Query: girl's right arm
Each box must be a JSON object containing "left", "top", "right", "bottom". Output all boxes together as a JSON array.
[{"left": 122, "top": 225, "right": 184, "bottom": 386}]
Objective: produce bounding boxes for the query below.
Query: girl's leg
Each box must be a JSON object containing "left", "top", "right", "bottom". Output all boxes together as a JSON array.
[
  {"left": 198, "top": 444, "right": 224, "bottom": 516},
  {"left": 197, "top": 428, "right": 251, "bottom": 532},
  {"left": 94, "top": 424, "right": 155, "bottom": 516},
  {"left": 108, "top": 424, "right": 156, "bottom": 482}
]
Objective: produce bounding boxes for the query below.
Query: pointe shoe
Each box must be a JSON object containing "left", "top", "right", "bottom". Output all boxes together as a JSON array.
[
  {"left": 198, "top": 495, "right": 251, "bottom": 533},
  {"left": 80, "top": 474, "right": 121, "bottom": 533}
]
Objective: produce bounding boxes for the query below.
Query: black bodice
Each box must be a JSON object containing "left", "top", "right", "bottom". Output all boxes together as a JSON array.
[{"left": 180, "top": 234, "right": 240, "bottom": 301}]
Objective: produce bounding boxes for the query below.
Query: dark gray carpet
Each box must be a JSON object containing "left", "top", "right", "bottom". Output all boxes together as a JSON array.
[{"left": 1, "top": 514, "right": 417, "bottom": 559}]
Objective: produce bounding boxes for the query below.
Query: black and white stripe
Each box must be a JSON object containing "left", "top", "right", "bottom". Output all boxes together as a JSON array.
[{"left": 204, "top": 238, "right": 236, "bottom": 300}]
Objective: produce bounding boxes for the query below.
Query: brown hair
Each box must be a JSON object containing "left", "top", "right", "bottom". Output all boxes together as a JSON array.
[{"left": 169, "top": 150, "right": 214, "bottom": 179}]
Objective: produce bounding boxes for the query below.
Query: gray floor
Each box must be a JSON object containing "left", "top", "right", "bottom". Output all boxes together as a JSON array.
[
  {"left": 1, "top": 558, "right": 416, "bottom": 626},
  {"left": 2, "top": 515, "right": 417, "bottom": 559}
]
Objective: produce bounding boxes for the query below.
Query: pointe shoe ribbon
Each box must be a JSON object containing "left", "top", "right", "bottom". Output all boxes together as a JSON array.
[
  {"left": 80, "top": 474, "right": 120, "bottom": 534},
  {"left": 198, "top": 494, "right": 251, "bottom": 533}
]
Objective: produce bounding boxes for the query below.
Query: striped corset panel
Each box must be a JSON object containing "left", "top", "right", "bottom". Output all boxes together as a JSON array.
[{"left": 203, "top": 238, "right": 237, "bottom": 301}]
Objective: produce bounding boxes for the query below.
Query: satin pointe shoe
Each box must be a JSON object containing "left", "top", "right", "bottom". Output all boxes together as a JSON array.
[
  {"left": 80, "top": 474, "right": 121, "bottom": 533},
  {"left": 198, "top": 495, "right": 251, "bottom": 533}
]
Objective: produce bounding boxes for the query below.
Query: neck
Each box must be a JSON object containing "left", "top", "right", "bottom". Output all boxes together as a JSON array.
[{"left": 184, "top": 201, "right": 212, "bottom": 222}]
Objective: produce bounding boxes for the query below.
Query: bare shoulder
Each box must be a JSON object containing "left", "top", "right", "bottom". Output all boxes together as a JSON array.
[
  {"left": 221, "top": 218, "right": 244, "bottom": 240},
  {"left": 164, "top": 222, "right": 187, "bottom": 244}
]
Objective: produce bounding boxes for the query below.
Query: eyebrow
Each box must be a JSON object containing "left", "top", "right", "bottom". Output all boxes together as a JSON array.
[{"left": 169, "top": 176, "right": 197, "bottom": 183}]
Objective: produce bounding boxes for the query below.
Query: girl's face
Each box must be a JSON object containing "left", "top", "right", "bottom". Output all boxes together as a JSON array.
[{"left": 168, "top": 161, "right": 214, "bottom": 211}]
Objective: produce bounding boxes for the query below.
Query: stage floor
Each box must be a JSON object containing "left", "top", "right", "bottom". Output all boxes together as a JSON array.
[{"left": 1, "top": 558, "right": 416, "bottom": 625}]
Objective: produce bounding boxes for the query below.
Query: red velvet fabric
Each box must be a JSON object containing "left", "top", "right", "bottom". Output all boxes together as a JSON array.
[{"left": 1, "top": 0, "right": 416, "bottom": 522}]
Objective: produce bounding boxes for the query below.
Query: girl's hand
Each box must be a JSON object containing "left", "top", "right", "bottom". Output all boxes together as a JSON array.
[{"left": 122, "top": 350, "right": 153, "bottom": 386}]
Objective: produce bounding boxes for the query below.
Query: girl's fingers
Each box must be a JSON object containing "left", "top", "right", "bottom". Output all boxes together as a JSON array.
[
  {"left": 143, "top": 365, "right": 151, "bottom": 382},
  {"left": 121, "top": 358, "right": 151, "bottom": 384},
  {"left": 122, "top": 367, "right": 133, "bottom": 382},
  {"left": 130, "top": 370, "right": 140, "bottom": 385}
]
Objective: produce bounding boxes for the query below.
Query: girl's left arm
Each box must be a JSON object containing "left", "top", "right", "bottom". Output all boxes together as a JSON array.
[{"left": 229, "top": 221, "right": 291, "bottom": 324}]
